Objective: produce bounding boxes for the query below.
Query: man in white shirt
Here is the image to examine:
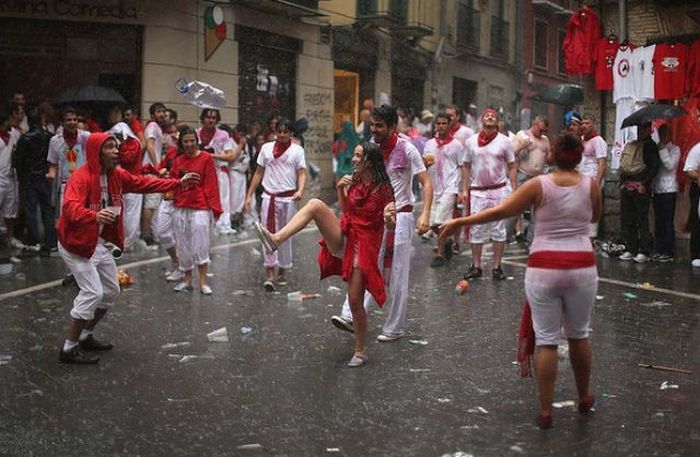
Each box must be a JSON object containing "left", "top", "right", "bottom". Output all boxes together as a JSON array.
[
  {"left": 0, "top": 107, "right": 22, "bottom": 249},
  {"left": 580, "top": 114, "right": 609, "bottom": 239},
  {"left": 332, "top": 105, "right": 432, "bottom": 341},
  {"left": 683, "top": 138, "right": 700, "bottom": 267},
  {"left": 653, "top": 124, "right": 679, "bottom": 262},
  {"left": 445, "top": 104, "right": 475, "bottom": 145},
  {"left": 244, "top": 118, "right": 306, "bottom": 290},
  {"left": 229, "top": 124, "right": 250, "bottom": 231},
  {"left": 141, "top": 102, "right": 167, "bottom": 246},
  {"left": 462, "top": 109, "right": 517, "bottom": 281},
  {"left": 423, "top": 112, "right": 462, "bottom": 267}
]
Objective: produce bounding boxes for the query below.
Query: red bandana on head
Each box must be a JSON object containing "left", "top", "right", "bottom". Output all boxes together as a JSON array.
[
  {"left": 477, "top": 109, "right": 499, "bottom": 147},
  {"left": 273, "top": 139, "right": 292, "bottom": 158},
  {"left": 379, "top": 131, "right": 399, "bottom": 162}
]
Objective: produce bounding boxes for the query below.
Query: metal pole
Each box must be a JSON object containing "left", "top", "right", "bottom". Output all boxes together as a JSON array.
[{"left": 619, "top": 0, "right": 627, "bottom": 42}]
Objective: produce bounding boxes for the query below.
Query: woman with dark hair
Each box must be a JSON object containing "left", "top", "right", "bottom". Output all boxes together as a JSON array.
[
  {"left": 254, "top": 141, "right": 396, "bottom": 367},
  {"left": 170, "top": 125, "right": 222, "bottom": 294},
  {"left": 440, "top": 133, "right": 601, "bottom": 428}
]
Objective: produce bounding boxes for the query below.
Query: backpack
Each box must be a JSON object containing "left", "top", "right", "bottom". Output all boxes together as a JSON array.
[{"left": 619, "top": 140, "right": 647, "bottom": 176}]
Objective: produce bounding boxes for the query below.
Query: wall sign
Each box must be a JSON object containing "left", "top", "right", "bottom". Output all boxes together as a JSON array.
[
  {"left": 0, "top": 0, "right": 139, "bottom": 20},
  {"left": 204, "top": 4, "right": 226, "bottom": 61}
]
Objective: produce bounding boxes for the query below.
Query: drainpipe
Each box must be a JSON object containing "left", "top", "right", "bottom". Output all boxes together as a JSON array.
[
  {"left": 514, "top": 0, "right": 524, "bottom": 128},
  {"left": 619, "top": 0, "right": 627, "bottom": 42}
]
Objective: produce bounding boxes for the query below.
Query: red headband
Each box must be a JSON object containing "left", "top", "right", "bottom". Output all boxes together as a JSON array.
[{"left": 482, "top": 109, "right": 498, "bottom": 120}]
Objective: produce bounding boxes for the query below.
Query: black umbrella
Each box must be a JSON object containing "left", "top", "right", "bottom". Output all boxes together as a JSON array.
[
  {"left": 528, "top": 84, "right": 583, "bottom": 106},
  {"left": 55, "top": 85, "right": 127, "bottom": 104},
  {"left": 621, "top": 103, "right": 688, "bottom": 128}
]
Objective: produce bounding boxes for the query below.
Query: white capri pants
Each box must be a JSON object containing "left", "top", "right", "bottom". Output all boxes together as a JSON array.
[
  {"left": 260, "top": 195, "right": 296, "bottom": 269},
  {"left": 341, "top": 211, "right": 414, "bottom": 336},
  {"left": 469, "top": 192, "right": 509, "bottom": 243},
  {"left": 59, "top": 241, "right": 120, "bottom": 321},
  {"left": 525, "top": 267, "right": 598, "bottom": 346},
  {"left": 153, "top": 200, "right": 176, "bottom": 250},
  {"left": 229, "top": 170, "right": 247, "bottom": 215},
  {"left": 216, "top": 168, "right": 231, "bottom": 232},
  {"left": 123, "top": 193, "right": 143, "bottom": 250},
  {"left": 429, "top": 192, "right": 457, "bottom": 227},
  {"left": 174, "top": 208, "right": 212, "bottom": 271}
]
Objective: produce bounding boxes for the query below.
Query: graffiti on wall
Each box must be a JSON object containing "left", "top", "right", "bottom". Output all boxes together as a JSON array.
[{"left": 301, "top": 92, "right": 332, "bottom": 156}]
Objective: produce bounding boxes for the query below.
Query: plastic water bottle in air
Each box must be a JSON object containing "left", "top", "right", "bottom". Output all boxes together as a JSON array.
[{"left": 175, "top": 77, "right": 226, "bottom": 109}]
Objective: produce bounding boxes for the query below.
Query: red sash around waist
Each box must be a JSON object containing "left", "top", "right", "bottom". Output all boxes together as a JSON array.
[
  {"left": 264, "top": 188, "right": 296, "bottom": 233},
  {"left": 469, "top": 182, "right": 506, "bottom": 191}
]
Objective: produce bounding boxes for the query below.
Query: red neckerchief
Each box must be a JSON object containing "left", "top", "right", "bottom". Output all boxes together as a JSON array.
[
  {"left": 583, "top": 130, "right": 599, "bottom": 142},
  {"left": 199, "top": 128, "right": 215, "bottom": 148},
  {"left": 435, "top": 131, "right": 453, "bottom": 148},
  {"left": 477, "top": 128, "right": 498, "bottom": 147},
  {"left": 379, "top": 131, "right": 399, "bottom": 162},
  {"left": 273, "top": 140, "right": 292, "bottom": 158},
  {"left": 64, "top": 129, "right": 78, "bottom": 149},
  {"left": 0, "top": 130, "right": 8, "bottom": 144},
  {"left": 448, "top": 122, "right": 461, "bottom": 137}
]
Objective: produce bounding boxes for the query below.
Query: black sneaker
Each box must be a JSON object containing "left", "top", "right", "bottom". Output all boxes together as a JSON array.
[
  {"left": 452, "top": 241, "right": 460, "bottom": 254},
  {"left": 62, "top": 274, "right": 76, "bottom": 287},
  {"left": 143, "top": 235, "right": 158, "bottom": 247},
  {"left": 79, "top": 335, "right": 114, "bottom": 352},
  {"left": 444, "top": 240, "right": 454, "bottom": 260},
  {"left": 464, "top": 265, "right": 483, "bottom": 280},
  {"left": 492, "top": 266, "right": 506, "bottom": 281},
  {"left": 59, "top": 346, "right": 99, "bottom": 364},
  {"left": 430, "top": 256, "right": 446, "bottom": 268}
]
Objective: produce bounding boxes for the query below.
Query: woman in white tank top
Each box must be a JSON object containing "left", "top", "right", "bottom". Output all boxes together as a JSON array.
[{"left": 440, "top": 133, "right": 602, "bottom": 429}]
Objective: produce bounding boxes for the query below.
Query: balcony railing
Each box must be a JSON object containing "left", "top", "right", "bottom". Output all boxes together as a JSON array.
[
  {"left": 489, "top": 16, "right": 509, "bottom": 59},
  {"left": 357, "top": 0, "right": 403, "bottom": 27},
  {"left": 456, "top": 3, "right": 480, "bottom": 50}
]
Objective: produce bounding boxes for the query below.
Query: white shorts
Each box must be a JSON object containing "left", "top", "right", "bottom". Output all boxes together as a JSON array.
[
  {"left": 429, "top": 193, "right": 457, "bottom": 227},
  {"left": 143, "top": 193, "right": 163, "bottom": 210},
  {"left": 469, "top": 192, "right": 508, "bottom": 243},
  {"left": 0, "top": 180, "right": 18, "bottom": 218}
]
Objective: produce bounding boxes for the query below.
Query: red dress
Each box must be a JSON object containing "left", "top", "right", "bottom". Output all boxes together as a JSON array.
[{"left": 318, "top": 181, "right": 394, "bottom": 306}]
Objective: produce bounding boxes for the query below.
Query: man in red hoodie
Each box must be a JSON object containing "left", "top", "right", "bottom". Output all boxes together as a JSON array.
[{"left": 57, "top": 132, "right": 200, "bottom": 364}]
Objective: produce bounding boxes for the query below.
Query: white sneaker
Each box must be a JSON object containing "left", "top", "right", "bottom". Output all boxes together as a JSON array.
[
  {"left": 692, "top": 259, "right": 700, "bottom": 268},
  {"left": 619, "top": 251, "right": 634, "bottom": 261},
  {"left": 174, "top": 282, "right": 193, "bottom": 292},
  {"left": 377, "top": 333, "right": 404, "bottom": 342},
  {"left": 633, "top": 253, "right": 649, "bottom": 263},
  {"left": 165, "top": 269, "right": 185, "bottom": 282},
  {"left": 9, "top": 238, "right": 25, "bottom": 249},
  {"left": 200, "top": 285, "right": 213, "bottom": 295}
]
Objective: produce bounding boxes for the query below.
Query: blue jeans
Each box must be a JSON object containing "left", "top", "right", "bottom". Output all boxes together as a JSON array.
[{"left": 21, "top": 178, "right": 56, "bottom": 249}]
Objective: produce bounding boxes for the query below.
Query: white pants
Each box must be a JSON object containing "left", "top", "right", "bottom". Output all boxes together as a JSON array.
[
  {"left": 123, "top": 193, "right": 143, "bottom": 250},
  {"left": 229, "top": 170, "right": 247, "bottom": 215},
  {"left": 0, "top": 178, "right": 18, "bottom": 218},
  {"left": 153, "top": 200, "right": 176, "bottom": 250},
  {"left": 216, "top": 168, "right": 231, "bottom": 231},
  {"left": 174, "top": 208, "right": 212, "bottom": 271},
  {"left": 341, "top": 212, "right": 414, "bottom": 336},
  {"left": 525, "top": 270, "right": 597, "bottom": 346},
  {"left": 260, "top": 196, "right": 296, "bottom": 269},
  {"left": 59, "top": 241, "right": 120, "bottom": 321}
]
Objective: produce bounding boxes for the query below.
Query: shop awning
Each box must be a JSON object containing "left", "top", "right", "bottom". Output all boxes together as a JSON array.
[{"left": 231, "top": 0, "right": 328, "bottom": 18}]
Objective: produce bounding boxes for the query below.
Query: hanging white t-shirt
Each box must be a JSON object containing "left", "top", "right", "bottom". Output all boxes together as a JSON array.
[
  {"left": 423, "top": 137, "right": 463, "bottom": 196},
  {"left": 258, "top": 142, "right": 306, "bottom": 196},
  {"left": 463, "top": 133, "right": 516, "bottom": 198},
  {"left": 632, "top": 44, "right": 656, "bottom": 102},
  {"left": 143, "top": 121, "right": 164, "bottom": 167},
  {"left": 383, "top": 136, "right": 426, "bottom": 209},
  {"left": 580, "top": 135, "right": 608, "bottom": 178},
  {"left": 613, "top": 45, "right": 636, "bottom": 103}
]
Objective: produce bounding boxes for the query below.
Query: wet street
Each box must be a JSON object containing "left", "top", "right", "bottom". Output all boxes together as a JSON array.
[{"left": 1, "top": 227, "right": 698, "bottom": 456}]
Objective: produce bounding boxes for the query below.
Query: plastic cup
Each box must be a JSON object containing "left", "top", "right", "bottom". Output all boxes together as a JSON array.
[
  {"left": 207, "top": 327, "right": 229, "bottom": 342},
  {"left": 106, "top": 205, "right": 122, "bottom": 216}
]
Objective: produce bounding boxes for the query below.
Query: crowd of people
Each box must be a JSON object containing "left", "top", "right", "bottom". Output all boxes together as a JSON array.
[{"left": 3, "top": 90, "right": 700, "bottom": 429}]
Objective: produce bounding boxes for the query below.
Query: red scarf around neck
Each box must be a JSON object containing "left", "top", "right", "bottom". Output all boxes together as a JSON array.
[
  {"left": 199, "top": 128, "right": 215, "bottom": 148},
  {"left": 477, "top": 128, "right": 498, "bottom": 147},
  {"left": 64, "top": 129, "right": 78, "bottom": 149},
  {"left": 273, "top": 140, "right": 292, "bottom": 158},
  {"left": 583, "top": 130, "right": 599, "bottom": 142},
  {"left": 379, "top": 131, "right": 398, "bottom": 162},
  {"left": 448, "top": 122, "right": 461, "bottom": 137},
  {"left": 435, "top": 131, "right": 454, "bottom": 148}
]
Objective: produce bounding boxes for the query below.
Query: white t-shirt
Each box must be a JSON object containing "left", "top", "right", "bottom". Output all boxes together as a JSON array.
[
  {"left": 613, "top": 45, "right": 636, "bottom": 103},
  {"left": 383, "top": 136, "right": 426, "bottom": 209},
  {"left": 197, "top": 127, "right": 235, "bottom": 168},
  {"left": 47, "top": 129, "right": 91, "bottom": 182},
  {"left": 423, "top": 137, "right": 463, "bottom": 196},
  {"left": 580, "top": 135, "right": 608, "bottom": 178},
  {"left": 683, "top": 143, "right": 700, "bottom": 173},
  {"left": 632, "top": 45, "right": 655, "bottom": 102},
  {"left": 453, "top": 124, "right": 475, "bottom": 145},
  {"left": 654, "top": 142, "right": 680, "bottom": 194},
  {"left": 258, "top": 141, "right": 306, "bottom": 197},
  {"left": 463, "top": 133, "right": 515, "bottom": 197},
  {"left": 143, "top": 121, "right": 164, "bottom": 166}
]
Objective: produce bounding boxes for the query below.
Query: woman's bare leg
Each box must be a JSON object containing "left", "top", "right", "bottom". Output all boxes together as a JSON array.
[
  {"left": 568, "top": 338, "right": 592, "bottom": 402},
  {"left": 535, "top": 345, "right": 558, "bottom": 417},
  {"left": 347, "top": 268, "right": 367, "bottom": 357},
  {"left": 272, "top": 199, "right": 343, "bottom": 253}
]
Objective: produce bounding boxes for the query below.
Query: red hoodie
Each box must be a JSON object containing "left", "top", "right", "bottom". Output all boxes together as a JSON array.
[{"left": 57, "top": 132, "right": 181, "bottom": 258}]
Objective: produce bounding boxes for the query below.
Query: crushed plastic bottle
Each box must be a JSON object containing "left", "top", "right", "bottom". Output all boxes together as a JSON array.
[{"left": 175, "top": 78, "right": 226, "bottom": 109}]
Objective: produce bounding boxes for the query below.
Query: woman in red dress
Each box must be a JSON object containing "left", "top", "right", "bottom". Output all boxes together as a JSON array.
[{"left": 254, "top": 142, "right": 396, "bottom": 367}]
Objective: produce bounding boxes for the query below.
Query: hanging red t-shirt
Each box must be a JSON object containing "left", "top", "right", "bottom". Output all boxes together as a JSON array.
[
  {"left": 594, "top": 37, "right": 620, "bottom": 90},
  {"left": 654, "top": 42, "right": 689, "bottom": 100},
  {"left": 562, "top": 7, "right": 600, "bottom": 75},
  {"left": 685, "top": 40, "right": 700, "bottom": 97}
]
